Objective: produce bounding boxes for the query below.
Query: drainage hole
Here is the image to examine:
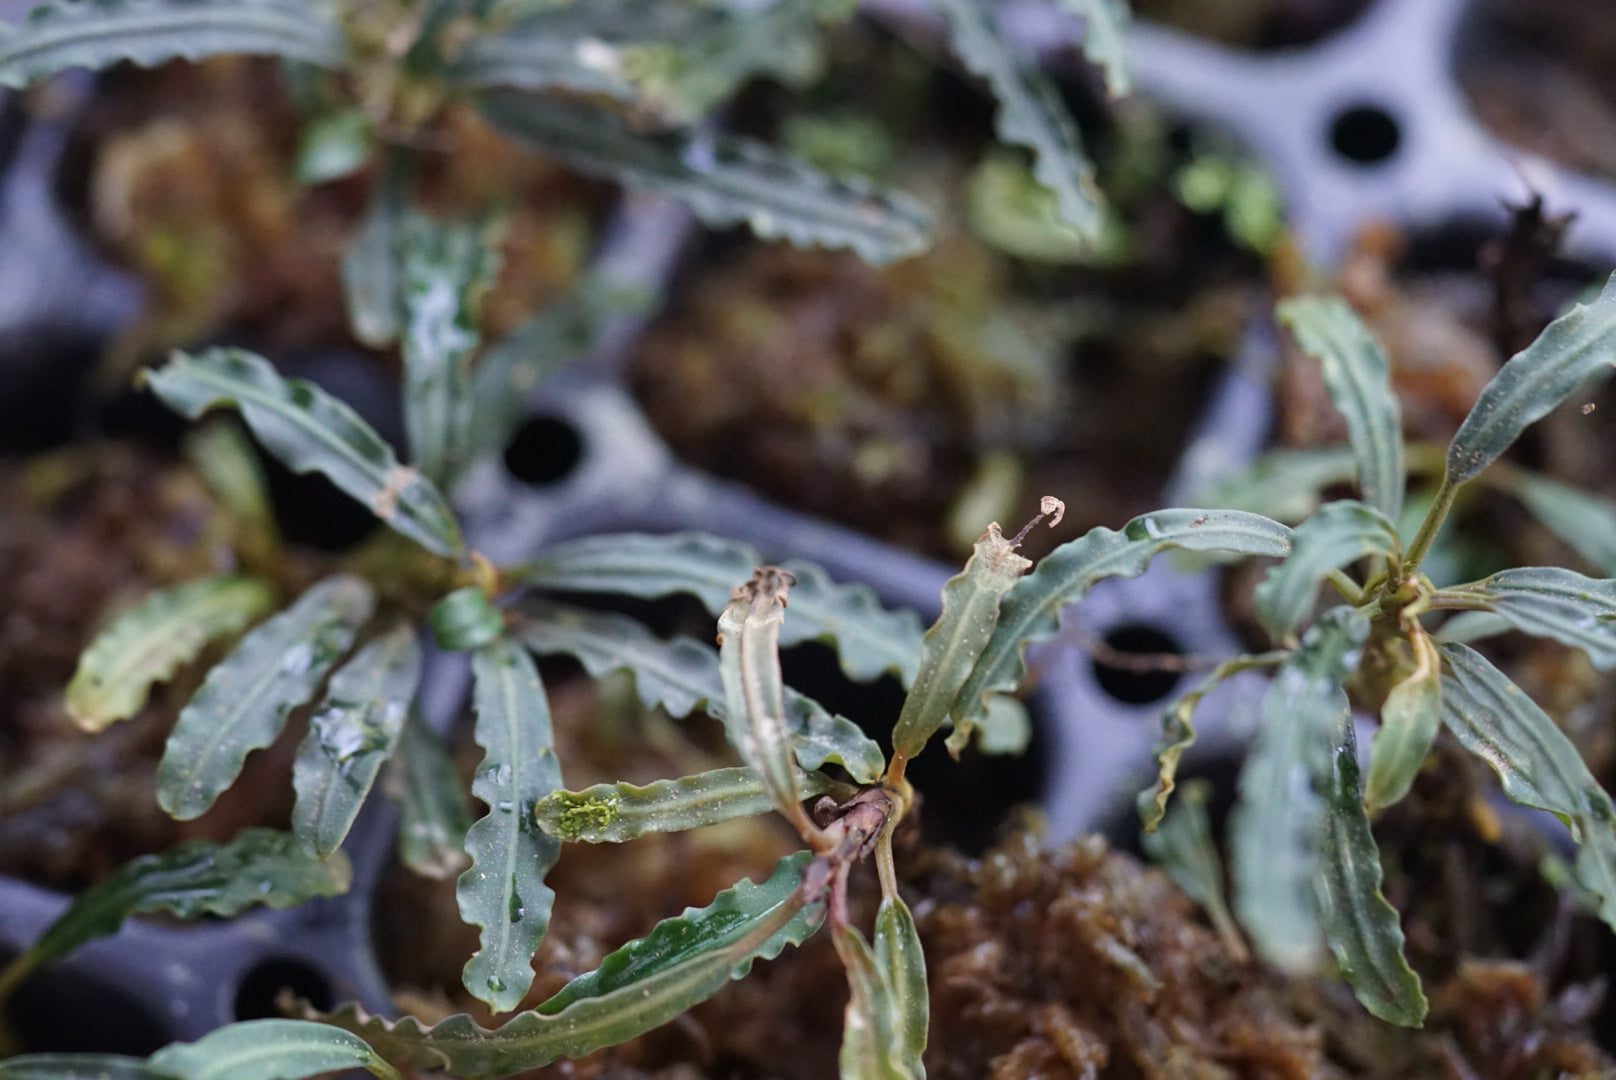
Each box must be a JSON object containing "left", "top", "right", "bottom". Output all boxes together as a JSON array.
[
  {"left": 1329, "top": 103, "right": 1401, "bottom": 165},
  {"left": 504, "top": 414, "right": 585, "bottom": 487},
  {"left": 1091, "top": 623, "right": 1184, "bottom": 706},
  {"left": 233, "top": 957, "right": 334, "bottom": 1020}
]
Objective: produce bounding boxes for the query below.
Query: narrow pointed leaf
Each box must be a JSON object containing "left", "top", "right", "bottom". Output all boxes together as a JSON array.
[
  {"left": 66, "top": 575, "right": 275, "bottom": 731},
  {"left": 718, "top": 570, "right": 807, "bottom": 827},
  {"left": 0, "top": 1055, "right": 163, "bottom": 1080},
  {"left": 535, "top": 767, "right": 837, "bottom": 843},
  {"left": 319, "top": 853, "right": 820, "bottom": 1078},
  {"left": 1439, "top": 642, "right": 1616, "bottom": 931},
  {"left": 834, "top": 925, "right": 913, "bottom": 1080},
  {"left": 144, "top": 349, "right": 463, "bottom": 557},
  {"left": 292, "top": 624, "right": 421, "bottom": 857},
  {"left": 1232, "top": 607, "right": 1367, "bottom": 974},
  {"left": 146, "top": 1020, "right": 400, "bottom": 1080},
  {"left": 389, "top": 710, "right": 472, "bottom": 878},
  {"left": 1447, "top": 271, "right": 1616, "bottom": 484},
  {"left": 891, "top": 523, "right": 1029, "bottom": 761},
  {"left": 1193, "top": 446, "right": 1360, "bottom": 522},
  {"left": 1141, "top": 779, "right": 1244, "bottom": 959},
  {"left": 343, "top": 155, "right": 411, "bottom": 348},
  {"left": 1315, "top": 719, "right": 1427, "bottom": 1026},
  {"left": 1277, "top": 296, "right": 1405, "bottom": 521},
  {"left": 1461, "top": 566, "right": 1616, "bottom": 669},
  {"left": 955, "top": 509, "right": 1292, "bottom": 732},
  {"left": 872, "top": 897, "right": 928, "bottom": 1077},
  {"left": 520, "top": 532, "right": 924, "bottom": 685},
  {"left": 1509, "top": 471, "right": 1616, "bottom": 574},
  {"left": 1254, "top": 500, "right": 1399, "bottom": 642},
  {"left": 0, "top": 0, "right": 345, "bottom": 89},
  {"left": 1053, "top": 0, "right": 1132, "bottom": 96},
  {"left": 1364, "top": 624, "right": 1441, "bottom": 813},
  {"left": 0, "top": 829, "right": 349, "bottom": 1003},
  {"left": 459, "top": 638, "right": 564, "bottom": 1012},
  {"left": 187, "top": 420, "right": 277, "bottom": 542},
  {"left": 157, "top": 576, "right": 374, "bottom": 820},
  {"left": 476, "top": 90, "right": 930, "bottom": 264}
]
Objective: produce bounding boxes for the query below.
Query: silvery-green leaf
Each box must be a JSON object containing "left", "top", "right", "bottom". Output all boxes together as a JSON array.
[
  {"left": 1053, "top": 0, "right": 1132, "bottom": 96},
  {"left": 0, "top": 830, "right": 349, "bottom": 1006},
  {"left": 158, "top": 576, "right": 374, "bottom": 820},
  {"left": 1316, "top": 718, "right": 1427, "bottom": 1026},
  {"left": 1277, "top": 296, "right": 1404, "bottom": 521},
  {"left": 67, "top": 575, "right": 275, "bottom": 731},
  {"left": 718, "top": 570, "right": 807, "bottom": 829},
  {"left": 535, "top": 767, "right": 836, "bottom": 843},
  {"left": 1461, "top": 566, "right": 1616, "bottom": 669},
  {"left": 320, "top": 853, "right": 820, "bottom": 1077},
  {"left": 1509, "top": 471, "right": 1616, "bottom": 574},
  {"left": 955, "top": 509, "right": 1292, "bottom": 733},
  {"left": 144, "top": 349, "right": 463, "bottom": 557},
  {"left": 1439, "top": 642, "right": 1616, "bottom": 932},
  {"left": 1254, "top": 500, "right": 1399, "bottom": 642},
  {"left": 519, "top": 533, "right": 924, "bottom": 685},
  {"left": 459, "top": 638, "right": 563, "bottom": 1012},
  {"left": 343, "top": 156, "right": 410, "bottom": 348},
  {"left": 834, "top": 925, "right": 914, "bottom": 1080},
  {"left": 1364, "top": 624, "right": 1441, "bottom": 813},
  {"left": 1431, "top": 610, "right": 1512, "bottom": 645},
  {"left": 296, "top": 108, "right": 374, "bottom": 185},
  {"left": 1192, "top": 446, "right": 1359, "bottom": 522},
  {"left": 784, "top": 690, "right": 886, "bottom": 784},
  {"left": 1232, "top": 606, "right": 1367, "bottom": 973},
  {"left": 476, "top": 90, "right": 930, "bottom": 264},
  {"left": 0, "top": 1054, "right": 163, "bottom": 1080},
  {"left": 932, "top": 0, "right": 1100, "bottom": 239},
  {"left": 1140, "top": 779, "right": 1243, "bottom": 958},
  {"left": 389, "top": 711, "right": 472, "bottom": 879},
  {"left": 147, "top": 1020, "right": 400, "bottom": 1080},
  {"left": 292, "top": 624, "right": 421, "bottom": 857},
  {"left": 1447, "top": 271, "right": 1616, "bottom": 484},
  {"left": 892, "top": 523, "right": 1029, "bottom": 762},
  {"left": 872, "top": 896, "right": 928, "bottom": 1077},
  {"left": 0, "top": 0, "right": 345, "bottom": 88},
  {"left": 946, "top": 693, "right": 1030, "bottom": 757}
]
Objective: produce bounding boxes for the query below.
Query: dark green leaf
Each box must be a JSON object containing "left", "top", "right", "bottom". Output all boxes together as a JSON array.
[
  {"left": 1254, "top": 500, "right": 1399, "bottom": 642},
  {"left": 535, "top": 767, "right": 836, "bottom": 843},
  {"left": 430, "top": 587, "right": 506, "bottom": 651},
  {"left": 1364, "top": 624, "right": 1441, "bottom": 813},
  {"left": 1462, "top": 566, "right": 1616, "bottom": 669},
  {"left": 147, "top": 1020, "right": 400, "bottom": 1080},
  {"left": 786, "top": 690, "right": 885, "bottom": 783},
  {"left": 1141, "top": 779, "right": 1245, "bottom": 959},
  {"left": 389, "top": 710, "right": 472, "bottom": 878}
]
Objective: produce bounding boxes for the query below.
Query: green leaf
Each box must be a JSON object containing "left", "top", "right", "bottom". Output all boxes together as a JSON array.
[
  {"left": 144, "top": 349, "right": 464, "bottom": 557},
  {"left": 1141, "top": 779, "right": 1244, "bottom": 959},
  {"left": 66, "top": 575, "right": 275, "bottom": 731},
  {"left": 475, "top": 90, "right": 930, "bottom": 264},
  {"left": 320, "top": 853, "right": 820, "bottom": 1078},
  {"left": 389, "top": 710, "right": 472, "bottom": 879},
  {"left": 1053, "top": 0, "right": 1132, "bottom": 96},
  {"left": 459, "top": 637, "right": 564, "bottom": 1012},
  {"left": 535, "top": 766, "right": 835, "bottom": 843},
  {"left": 0, "top": 830, "right": 349, "bottom": 1005},
  {"left": 0, "top": 1054, "right": 165, "bottom": 1080},
  {"left": 343, "top": 155, "right": 411, "bottom": 348},
  {"left": 291, "top": 623, "right": 421, "bottom": 857},
  {"left": 157, "top": 575, "right": 374, "bottom": 820},
  {"left": 1192, "top": 446, "right": 1360, "bottom": 522},
  {"left": 872, "top": 897, "right": 927, "bottom": 1077},
  {"left": 296, "top": 108, "right": 375, "bottom": 185},
  {"left": 519, "top": 532, "right": 925, "bottom": 686},
  {"left": 0, "top": 0, "right": 346, "bottom": 89},
  {"left": 1231, "top": 606, "right": 1367, "bottom": 973},
  {"left": 147, "top": 1020, "right": 400, "bottom": 1080},
  {"left": 1447, "top": 270, "right": 1616, "bottom": 484},
  {"left": 1509, "top": 471, "right": 1616, "bottom": 575},
  {"left": 955, "top": 509, "right": 1292, "bottom": 732},
  {"left": 400, "top": 212, "right": 501, "bottom": 488},
  {"left": 780, "top": 689, "right": 885, "bottom": 784},
  {"left": 186, "top": 419, "right": 278, "bottom": 542},
  {"left": 430, "top": 587, "right": 506, "bottom": 651},
  {"left": 1364, "top": 624, "right": 1441, "bottom": 813},
  {"left": 1431, "top": 610, "right": 1512, "bottom": 645},
  {"left": 834, "top": 925, "right": 914, "bottom": 1080},
  {"left": 1276, "top": 296, "right": 1405, "bottom": 521},
  {"left": 718, "top": 570, "right": 809, "bottom": 830},
  {"left": 1315, "top": 718, "right": 1427, "bottom": 1026},
  {"left": 1254, "top": 500, "right": 1399, "bottom": 642},
  {"left": 891, "top": 523, "right": 1029, "bottom": 762},
  {"left": 1438, "top": 642, "right": 1616, "bottom": 932},
  {"left": 1462, "top": 566, "right": 1616, "bottom": 669},
  {"left": 933, "top": 0, "right": 1101, "bottom": 238}
]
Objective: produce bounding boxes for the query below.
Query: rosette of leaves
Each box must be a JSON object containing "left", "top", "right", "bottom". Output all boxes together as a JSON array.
[{"left": 1139, "top": 278, "right": 1616, "bottom": 1027}]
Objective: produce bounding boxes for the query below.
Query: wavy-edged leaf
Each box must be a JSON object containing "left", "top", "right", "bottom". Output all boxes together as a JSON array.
[
  {"left": 292, "top": 623, "right": 420, "bottom": 857},
  {"left": 1277, "top": 296, "right": 1404, "bottom": 521},
  {"left": 1364, "top": 623, "right": 1440, "bottom": 813},
  {"left": 0, "top": 1055, "right": 165, "bottom": 1080},
  {"left": 933, "top": 0, "right": 1100, "bottom": 239},
  {"left": 1462, "top": 566, "right": 1616, "bottom": 669},
  {"left": 1054, "top": 0, "right": 1132, "bottom": 96},
  {"left": 0, "top": 830, "right": 349, "bottom": 1004},
  {"left": 955, "top": 509, "right": 1292, "bottom": 732},
  {"left": 0, "top": 0, "right": 346, "bottom": 89},
  {"left": 891, "top": 523, "right": 1029, "bottom": 762},
  {"left": 872, "top": 896, "right": 928, "bottom": 1077},
  {"left": 783, "top": 690, "right": 886, "bottom": 783},
  {"left": 1254, "top": 500, "right": 1399, "bottom": 642},
  {"left": 535, "top": 767, "right": 834, "bottom": 843},
  {"left": 520, "top": 532, "right": 924, "bottom": 685},
  {"left": 147, "top": 1020, "right": 400, "bottom": 1080},
  {"left": 1316, "top": 718, "right": 1427, "bottom": 1026},
  {"left": 1193, "top": 446, "right": 1359, "bottom": 522},
  {"left": 400, "top": 212, "right": 500, "bottom": 488},
  {"left": 389, "top": 710, "right": 472, "bottom": 878},
  {"left": 459, "top": 638, "right": 564, "bottom": 1012},
  {"left": 66, "top": 575, "right": 275, "bottom": 731},
  {"left": 157, "top": 575, "right": 374, "bottom": 820},
  {"left": 321, "top": 853, "right": 820, "bottom": 1077},
  {"left": 146, "top": 348, "right": 462, "bottom": 556},
  {"left": 1447, "top": 270, "right": 1616, "bottom": 484},
  {"left": 1141, "top": 779, "right": 1245, "bottom": 959},
  {"left": 343, "top": 155, "right": 411, "bottom": 348},
  {"left": 1439, "top": 642, "right": 1616, "bottom": 931},
  {"left": 476, "top": 90, "right": 930, "bottom": 264},
  {"left": 1231, "top": 606, "right": 1367, "bottom": 973},
  {"left": 718, "top": 570, "right": 808, "bottom": 830},
  {"left": 1509, "top": 471, "right": 1616, "bottom": 575}
]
